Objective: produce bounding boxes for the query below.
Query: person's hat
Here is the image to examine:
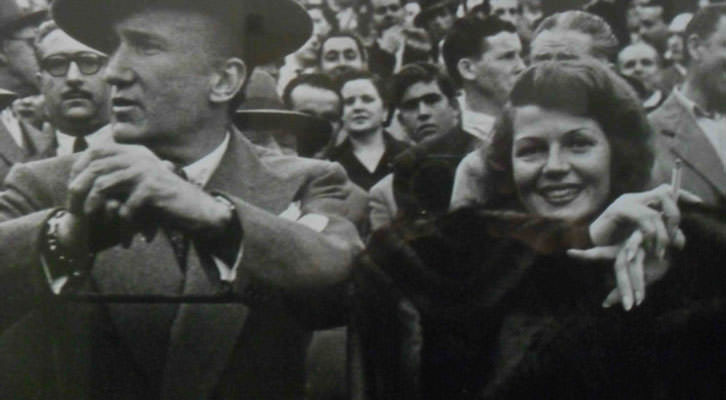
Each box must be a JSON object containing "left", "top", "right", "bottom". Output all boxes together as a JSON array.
[
  {"left": 51, "top": 0, "right": 312, "bottom": 65},
  {"left": 414, "top": 0, "right": 459, "bottom": 27},
  {"left": 669, "top": 13, "right": 693, "bottom": 33},
  {"left": 0, "top": 88, "right": 17, "bottom": 109},
  {"left": 235, "top": 70, "right": 333, "bottom": 157},
  {"left": 0, "top": 0, "right": 48, "bottom": 35}
]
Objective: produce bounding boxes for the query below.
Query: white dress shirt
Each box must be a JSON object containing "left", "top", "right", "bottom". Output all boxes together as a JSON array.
[
  {"left": 55, "top": 125, "right": 114, "bottom": 156},
  {"left": 458, "top": 92, "right": 496, "bottom": 144}
]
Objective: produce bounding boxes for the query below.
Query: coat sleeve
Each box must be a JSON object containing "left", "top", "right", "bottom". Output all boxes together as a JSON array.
[
  {"left": 223, "top": 162, "right": 365, "bottom": 328},
  {"left": 450, "top": 150, "right": 487, "bottom": 210},
  {"left": 0, "top": 163, "right": 64, "bottom": 330},
  {"left": 369, "top": 174, "right": 396, "bottom": 233}
]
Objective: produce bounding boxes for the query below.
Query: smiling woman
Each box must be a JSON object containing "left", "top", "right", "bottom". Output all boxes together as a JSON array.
[
  {"left": 352, "top": 60, "right": 726, "bottom": 399},
  {"left": 327, "top": 70, "right": 409, "bottom": 190}
]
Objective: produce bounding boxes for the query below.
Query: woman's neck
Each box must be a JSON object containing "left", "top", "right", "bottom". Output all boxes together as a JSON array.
[{"left": 349, "top": 128, "right": 386, "bottom": 173}]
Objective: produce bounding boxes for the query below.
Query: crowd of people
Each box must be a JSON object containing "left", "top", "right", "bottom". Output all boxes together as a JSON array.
[{"left": 0, "top": 0, "right": 726, "bottom": 398}]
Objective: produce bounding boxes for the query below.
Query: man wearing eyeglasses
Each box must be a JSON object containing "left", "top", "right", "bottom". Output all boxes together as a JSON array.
[
  {"left": 31, "top": 21, "right": 113, "bottom": 156},
  {"left": 0, "top": 0, "right": 52, "bottom": 182},
  {"left": 34, "top": 20, "right": 112, "bottom": 156}
]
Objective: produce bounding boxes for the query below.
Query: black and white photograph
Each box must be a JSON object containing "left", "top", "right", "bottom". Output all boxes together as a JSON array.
[{"left": 1, "top": 0, "right": 726, "bottom": 398}]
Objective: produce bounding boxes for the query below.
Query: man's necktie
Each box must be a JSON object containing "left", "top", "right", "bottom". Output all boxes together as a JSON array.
[
  {"left": 167, "top": 164, "right": 189, "bottom": 272},
  {"left": 73, "top": 136, "right": 88, "bottom": 153}
]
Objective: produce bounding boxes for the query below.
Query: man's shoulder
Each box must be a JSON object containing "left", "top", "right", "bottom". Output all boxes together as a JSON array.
[
  {"left": 257, "top": 149, "right": 347, "bottom": 181},
  {"left": 648, "top": 91, "right": 684, "bottom": 125},
  {"left": 5, "top": 154, "right": 76, "bottom": 185}
]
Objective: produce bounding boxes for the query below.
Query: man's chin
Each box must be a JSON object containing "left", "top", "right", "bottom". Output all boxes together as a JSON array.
[{"left": 111, "top": 122, "right": 145, "bottom": 143}]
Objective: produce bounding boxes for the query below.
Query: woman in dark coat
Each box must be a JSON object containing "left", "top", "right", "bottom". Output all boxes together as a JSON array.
[{"left": 352, "top": 60, "right": 726, "bottom": 399}]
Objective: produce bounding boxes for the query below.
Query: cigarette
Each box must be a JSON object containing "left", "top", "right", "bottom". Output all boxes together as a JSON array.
[{"left": 671, "top": 159, "right": 682, "bottom": 200}]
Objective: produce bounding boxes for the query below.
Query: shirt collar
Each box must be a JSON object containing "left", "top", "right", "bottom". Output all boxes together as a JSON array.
[
  {"left": 56, "top": 124, "right": 113, "bottom": 156},
  {"left": 182, "top": 132, "right": 230, "bottom": 187},
  {"left": 673, "top": 86, "right": 723, "bottom": 120}
]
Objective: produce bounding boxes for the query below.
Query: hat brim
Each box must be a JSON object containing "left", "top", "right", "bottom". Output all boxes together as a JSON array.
[
  {"left": 0, "top": 9, "right": 47, "bottom": 34},
  {"left": 414, "top": 0, "right": 458, "bottom": 27},
  {"left": 51, "top": 0, "right": 312, "bottom": 65},
  {"left": 0, "top": 89, "right": 17, "bottom": 110},
  {"left": 234, "top": 110, "right": 333, "bottom": 157}
]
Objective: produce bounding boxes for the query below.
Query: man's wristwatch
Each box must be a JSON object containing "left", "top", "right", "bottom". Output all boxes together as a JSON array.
[{"left": 43, "top": 209, "right": 94, "bottom": 279}]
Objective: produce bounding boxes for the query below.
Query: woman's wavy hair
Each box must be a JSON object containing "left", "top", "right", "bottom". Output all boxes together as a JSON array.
[{"left": 483, "top": 60, "right": 655, "bottom": 212}]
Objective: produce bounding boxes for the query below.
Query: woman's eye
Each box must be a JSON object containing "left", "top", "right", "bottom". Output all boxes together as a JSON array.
[
  {"left": 566, "top": 136, "right": 595, "bottom": 151},
  {"left": 514, "top": 144, "right": 545, "bottom": 158}
]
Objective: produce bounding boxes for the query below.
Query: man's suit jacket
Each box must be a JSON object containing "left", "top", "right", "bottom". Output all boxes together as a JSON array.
[
  {"left": 649, "top": 91, "right": 726, "bottom": 206},
  {"left": 0, "top": 115, "right": 55, "bottom": 183},
  {"left": 0, "top": 129, "right": 364, "bottom": 400}
]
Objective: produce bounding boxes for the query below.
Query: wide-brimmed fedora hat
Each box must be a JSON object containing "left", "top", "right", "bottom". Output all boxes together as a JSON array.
[
  {"left": 414, "top": 0, "right": 459, "bottom": 27},
  {"left": 0, "top": 88, "right": 17, "bottom": 109},
  {"left": 51, "top": 0, "right": 312, "bottom": 65},
  {"left": 0, "top": 0, "right": 48, "bottom": 34},
  {"left": 235, "top": 70, "right": 333, "bottom": 157}
]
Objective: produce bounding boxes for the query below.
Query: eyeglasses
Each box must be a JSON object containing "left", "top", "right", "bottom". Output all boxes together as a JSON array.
[
  {"left": 40, "top": 52, "right": 107, "bottom": 77},
  {"left": 373, "top": 4, "right": 401, "bottom": 15},
  {"left": 493, "top": 7, "right": 520, "bottom": 17}
]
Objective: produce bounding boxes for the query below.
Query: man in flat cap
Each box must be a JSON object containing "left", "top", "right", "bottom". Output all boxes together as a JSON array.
[{"left": 0, "top": 0, "right": 365, "bottom": 399}]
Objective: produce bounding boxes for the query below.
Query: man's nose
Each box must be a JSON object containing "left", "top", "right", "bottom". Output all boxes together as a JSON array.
[
  {"left": 417, "top": 101, "right": 431, "bottom": 118},
  {"left": 104, "top": 48, "right": 134, "bottom": 87},
  {"left": 514, "top": 56, "right": 526, "bottom": 74},
  {"left": 66, "top": 61, "right": 83, "bottom": 84}
]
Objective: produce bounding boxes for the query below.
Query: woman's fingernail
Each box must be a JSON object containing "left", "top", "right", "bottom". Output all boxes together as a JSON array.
[
  {"left": 623, "top": 296, "right": 633, "bottom": 311},
  {"left": 627, "top": 248, "right": 636, "bottom": 263}
]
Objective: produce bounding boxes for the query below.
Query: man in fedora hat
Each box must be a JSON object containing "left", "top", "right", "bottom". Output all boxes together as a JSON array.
[
  {"left": 0, "top": 0, "right": 365, "bottom": 399},
  {"left": 414, "top": 0, "right": 459, "bottom": 58}
]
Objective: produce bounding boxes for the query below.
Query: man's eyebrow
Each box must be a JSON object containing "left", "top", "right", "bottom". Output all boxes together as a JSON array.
[{"left": 118, "top": 28, "right": 165, "bottom": 44}]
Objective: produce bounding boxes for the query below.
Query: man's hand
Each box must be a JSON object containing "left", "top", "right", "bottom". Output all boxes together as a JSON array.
[{"left": 66, "top": 144, "right": 232, "bottom": 246}]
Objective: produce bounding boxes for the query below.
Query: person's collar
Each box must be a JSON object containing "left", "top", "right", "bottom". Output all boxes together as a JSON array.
[
  {"left": 56, "top": 124, "right": 113, "bottom": 155},
  {"left": 673, "top": 86, "right": 723, "bottom": 120},
  {"left": 458, "top": 94, "right": 496, "bottom": 142},
  {"left": 643, "top": 90, "right": 663, "bottom": 110},
  {"left": 0, "top": 107, "right": 24, "bottom": 149},
  {"left": 182, "top": 132, "right": 231, "bottom": 187}
]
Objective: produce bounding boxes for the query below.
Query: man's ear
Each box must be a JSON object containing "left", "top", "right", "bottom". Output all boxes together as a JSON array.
[
  {"left": 449, "top": 96, "right": 461, "bottom": 120},
  {"left": 209, "top": 57, "right": 247, "bottom": 104},
  {"left": 457, "top": 58, "right": 475, "bottom": 81},
  {"left": 686, "top": 33, "right": 703, "bottom": 63}
]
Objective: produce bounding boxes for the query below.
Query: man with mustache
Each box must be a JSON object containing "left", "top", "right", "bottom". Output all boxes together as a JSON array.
[
  {"left": 0, "top": 0, "right": 365, "bottom": 398},
  {"left": 34, "top": 20, "right": 112, "bottom": 156}
]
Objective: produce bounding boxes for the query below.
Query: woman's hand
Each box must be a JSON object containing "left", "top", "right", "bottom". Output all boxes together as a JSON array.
[
  {"left": 589, "top": 184, "right": 699, "bottom": 256},
  {"left": 568, "top": 184, "right": 700, "bottom": 310},
  {"left": 568, "top": 230, "right": 674, "bottom": 310}
]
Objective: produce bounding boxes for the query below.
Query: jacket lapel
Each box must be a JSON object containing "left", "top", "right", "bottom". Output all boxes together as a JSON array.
[
  {"left": 161, "top": 130, "right": 303, "bottom": 399},
  {"left": 0, "top": 117, "right": 28, "bottom": 166},
  {"left": 22, "top": 120, "right": 57, "bottom": 159},
  {"left": 660, "top": 95, "right": 726, "bottom": 197},
  {"left": 92, "top": 230, "right": 186, "bottom": 385}
]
